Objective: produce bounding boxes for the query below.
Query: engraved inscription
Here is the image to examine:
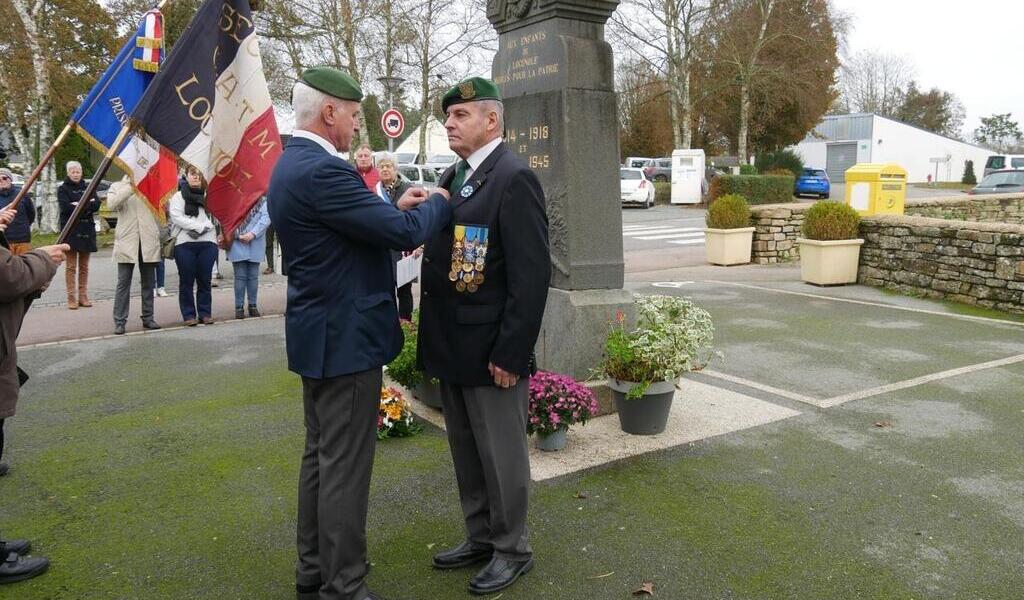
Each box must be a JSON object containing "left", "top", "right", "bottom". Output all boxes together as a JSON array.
[
  {"left": 494, "top": 30, "right": 559, "bottom": 86},
  {"left": 506, "top": 123, "right": 550, "bottom": 171}
]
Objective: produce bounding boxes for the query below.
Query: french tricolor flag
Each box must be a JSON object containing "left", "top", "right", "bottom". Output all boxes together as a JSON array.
[{"left": 130, "top": 0, "right": 282, "bottom": 238}]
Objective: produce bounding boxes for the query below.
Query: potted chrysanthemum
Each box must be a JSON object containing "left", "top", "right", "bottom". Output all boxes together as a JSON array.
[
  {"left": 599, "top": 295, "right": 715, "bottom": 435},
  {"left": 528, "top": 371, "right": 599, "bottom": 451}
]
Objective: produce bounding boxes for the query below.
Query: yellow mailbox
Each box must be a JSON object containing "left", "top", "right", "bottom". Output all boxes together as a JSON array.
[{"left": 844, "top": 163, "right": 907, "bottom": 216}]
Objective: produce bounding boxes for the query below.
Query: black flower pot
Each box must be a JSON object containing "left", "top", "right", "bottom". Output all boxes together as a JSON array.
[
  {"left": 608, "top": 379, "right": 676, "bottom": 435},
  {"left": 414, "top": 379, "right": 443, "bottom": 410}
]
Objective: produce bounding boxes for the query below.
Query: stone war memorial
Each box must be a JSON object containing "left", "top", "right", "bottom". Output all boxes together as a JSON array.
[{"left": 489, "top": 0, "right": 633, "bottom": 388}]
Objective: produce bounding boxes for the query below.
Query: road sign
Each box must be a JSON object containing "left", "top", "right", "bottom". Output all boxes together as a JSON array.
[{"left": 381, "top": 109, "right": 404, "bottom": 139}]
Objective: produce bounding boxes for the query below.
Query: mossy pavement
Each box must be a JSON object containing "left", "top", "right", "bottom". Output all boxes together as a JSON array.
[{"left": 3, "top": 280, "right": 1023, "bottom": 599}]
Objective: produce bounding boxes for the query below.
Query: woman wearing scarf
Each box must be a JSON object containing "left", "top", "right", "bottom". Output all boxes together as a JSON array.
[
  {"left": 169, "top": 166, "right": 218, "bottom": 326},
  {"left": 56, "top": 161, "right": 100, "bottom": 309},
  {"left": 227, "top": 196, "right": 270, "bottom": 319}
]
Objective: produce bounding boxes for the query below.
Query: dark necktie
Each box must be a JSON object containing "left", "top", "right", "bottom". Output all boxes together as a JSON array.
[{"left": 449, "top": 159, "right": 470, "bottom": 194}]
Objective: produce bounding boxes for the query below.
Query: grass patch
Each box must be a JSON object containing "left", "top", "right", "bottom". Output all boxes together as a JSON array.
[{"left": 31, "top": 230, "right": 115, "bottom": 249}]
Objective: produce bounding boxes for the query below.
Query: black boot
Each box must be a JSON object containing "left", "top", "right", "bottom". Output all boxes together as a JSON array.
[
  {"left": 248, "top": 305, "right": 260, "bottom": 318},
  {"left": 235, "top": 308, "right": 246, "bottom": 320},
  {"left": 0, "top": 539, "right": 30, "bottom": 556},
  {"left": 0, "top": 552, "right": 49, "bottom": 584}
]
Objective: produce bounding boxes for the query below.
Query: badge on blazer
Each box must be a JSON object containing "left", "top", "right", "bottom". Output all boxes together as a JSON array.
[
  {"left": 460, "top": 184, "right": 474, "bottom": 198},
  {"left": 450, "top": 224, "right": 489, "bottom": 293}
]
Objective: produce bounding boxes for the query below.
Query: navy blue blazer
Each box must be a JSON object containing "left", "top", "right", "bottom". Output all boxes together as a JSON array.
[{"left": 267, "top": 137, "right": 451, "bottom": 379}]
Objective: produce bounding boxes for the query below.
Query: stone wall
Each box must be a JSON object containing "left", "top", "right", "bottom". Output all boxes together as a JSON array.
[
  {"left": 748, "top": 203, "right": 807, "bottom": 264},
  {"left": 859, "top": 214, "right": 1024, "bottom": 314},
  {"left": 905, "top": 194, "right": 1024, "bottom": 224}
]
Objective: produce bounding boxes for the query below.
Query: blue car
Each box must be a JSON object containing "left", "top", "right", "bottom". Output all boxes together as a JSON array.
[{"left": 795, "top": 168, "right": 830, "bottom": 199}]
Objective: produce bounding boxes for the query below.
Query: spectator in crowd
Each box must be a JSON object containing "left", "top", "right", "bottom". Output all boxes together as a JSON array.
[
  {"left": 377, "top": 155, "right": 417, "bottom": 320},
  {"left": 262, "top": 223, "right": 276, "bottom": 275},
  {"left": 227, "top": 196, "right": 270, "bottom": 319},
  {"left": 354, "top": 144, "right": 379, "bottom": 191},
  {"left": 0, "top": 168, "right": 35, "bottom": 256},
  {"left": 57, "top": 161, "right": 100, "bottom": 310},
  {"left": 108, "top": 176, "right": 162, "bottom": 335},
  {"left": 0, "top": 204, "right": 64, "bottom": 583},
  {"left": 169, "top": 166, "right": 217, "bottom": 326}
]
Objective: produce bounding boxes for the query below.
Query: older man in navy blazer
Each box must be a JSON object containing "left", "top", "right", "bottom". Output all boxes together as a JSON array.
[{"left": 267, "top": 67, "right": 450, "bottom": 600}]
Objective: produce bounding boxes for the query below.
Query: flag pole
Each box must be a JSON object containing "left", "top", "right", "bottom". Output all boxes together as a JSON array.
[
  {"left": 56, "top": 126, "right": 132, "bottom": 245},
  {"left": 3, "top": 0, "right": 173, "bottom": 214}
]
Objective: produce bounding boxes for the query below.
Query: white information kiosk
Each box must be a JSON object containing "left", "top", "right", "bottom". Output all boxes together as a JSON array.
[{"left": 671, "top": 149, "right": 705, "bottom": 205}]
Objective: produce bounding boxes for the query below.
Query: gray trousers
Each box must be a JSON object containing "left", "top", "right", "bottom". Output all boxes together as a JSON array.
[
  {"left": 297, "top": 367, "right": 382, "bottom": 600},
  {"left": 112, "top": 245, "right": 156, "bottom": 326},
  {"left": 440, "top": 378, "right": 532, "bottom": 560}
]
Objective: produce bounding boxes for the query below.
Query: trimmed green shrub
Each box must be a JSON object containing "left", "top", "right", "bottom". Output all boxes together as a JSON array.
[
  {"left": 739, "top": 164, "right": 758, "bottom": 175},
  {"left": 802, "top": 201, "right": 861, "bottom": 240},
  {"left": 709, "top": 174, "right": 794, "bottom": 205},
  {"left": 654, "top": 181, "right": 671, "bottom": 205},
  {"left": 387, "top": 313, "right": 423, "bottom": 388},
  {"left": 962, "top": 160, "right": 977, "bottom": 185},
  {"left": 706, "top": 194, "right": 751, "bottom": 229},
  {"left": 755, "top": 149, "right": 804, "bottom": 177}
]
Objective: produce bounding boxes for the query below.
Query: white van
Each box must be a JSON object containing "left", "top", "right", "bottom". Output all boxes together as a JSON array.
[{"left": 983, "top": 155, "right": 1024, "bottom": 176}]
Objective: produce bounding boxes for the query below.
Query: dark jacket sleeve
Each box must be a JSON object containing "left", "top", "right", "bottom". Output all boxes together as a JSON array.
[
  {"left": 57, "top": 184, "right": 72, "bottom": 226},
  {"left": 0, "top": 247, "right": 57, "bottom": 303},
  {"left": 489, "top": 167, "right": 551, "bottom": 374},
  {"left": 311, "top": 159, "right": 451, "bottom": 251},
  {"left": 23, "top": 194, "right": 35, "bottom": 226}
]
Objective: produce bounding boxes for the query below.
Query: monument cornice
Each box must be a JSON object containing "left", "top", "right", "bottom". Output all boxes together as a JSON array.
[{"left": 487, "top": 0, "right": 620, "bottom": 33}]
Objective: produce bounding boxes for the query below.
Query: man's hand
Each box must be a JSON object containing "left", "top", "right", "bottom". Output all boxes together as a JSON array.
[
  {"left": 488, "top": 362, "right": 519, "bottom": 389},
  {"left": 0, "top": 206, "right": 16, "bottom": 231},
  {"left": 240, "top": 232, "right": 256, "bottom": 243},
  {"left": 397, "top": 187, "right": 430, "bottom": 211},
  {"left": 413, "top": 246, "right": 424, "bottom": 258},
  {"left": 38, "top": 244, "right": 70, "bottom": 265}
]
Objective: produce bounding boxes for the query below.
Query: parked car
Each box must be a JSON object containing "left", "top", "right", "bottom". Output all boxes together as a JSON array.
[
  {"left": 969, "top": 169, "right": 1024, "bottom": 195},
  {"left": 394, "top": 152, "right": 418, "bottom": 165},
  {"left": 398, "top": 164, "right": 439, "bottom": 191},
  {"left": 983, "top": 154, "right": 1024, "bottom": 177},
  {"left": 620, "top": 168, "right": 655, "bottom": 209},
  {"left": 643, "top": 157, "right": 673, "bottom": 182},
  {"left": 625, "top": 156, "right": 654, "bottom": 169},
  {"left": 423, "top": 153, "right": 457, "bottom": 175},
  {"left": 794, "top": 168, "right": 830, "bottom": 199}
]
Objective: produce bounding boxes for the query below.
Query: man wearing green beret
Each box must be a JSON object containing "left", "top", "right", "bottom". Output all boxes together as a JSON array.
[
  {"left": 268, "top": 66, "right": 452, "bottom": 600},
  {"left": 417, "top": 77, "right": 551, "bottom": 595}
]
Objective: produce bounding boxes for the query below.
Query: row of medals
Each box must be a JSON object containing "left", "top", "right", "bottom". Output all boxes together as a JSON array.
[{"left": 449, "top": 240, "right": 486, "bottom": 293}]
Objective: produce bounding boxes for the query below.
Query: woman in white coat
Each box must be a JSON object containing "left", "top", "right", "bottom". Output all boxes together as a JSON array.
[
  {"left": 108, "top": 176, "right": 162, "bottom": 335},
  {"left": 169, "top": 166, "right": 218, "bottom": 326}
]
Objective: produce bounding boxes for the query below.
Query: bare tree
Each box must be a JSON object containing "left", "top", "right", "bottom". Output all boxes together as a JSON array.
[
  {"left": 611, "top": 0, "right": 713, "bottom": 149},
  {"left": 837, "top": 50, "right": 915, "bottom": 116}
]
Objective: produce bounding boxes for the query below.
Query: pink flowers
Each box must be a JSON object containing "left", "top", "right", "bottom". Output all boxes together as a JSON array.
[{"left": 527, "top": 371, "right": 599, "bottom": 436}]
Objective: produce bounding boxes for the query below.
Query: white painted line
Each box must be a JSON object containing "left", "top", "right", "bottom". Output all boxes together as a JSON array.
[
  {"left": 668, "top": 239, "right": 706, "bottom": 246},
  {"left": 634, "top": 230, "right": 705, "bottom": 240},
  {"left": 708, "top": 281, "right": 1024, "bottom": 329},
  {"left": 821, "top": 353, "right": 1024, "bottom": 407},
  {"left": 653, "top": 281, "right": 695, "bottom": 288},
  {"left": 623, "top": 226, "right": 692, "bottom": 235},
  {"left": 399, "top": 378, "right": 800, "bottom": 482},
  {"left": 700, "top": 369, "right": 827, "bottom": 407}
]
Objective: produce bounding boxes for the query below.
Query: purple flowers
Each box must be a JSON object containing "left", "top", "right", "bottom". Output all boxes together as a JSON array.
[{"left": 528, "top": 371, "right": 599, "bottom": 435}]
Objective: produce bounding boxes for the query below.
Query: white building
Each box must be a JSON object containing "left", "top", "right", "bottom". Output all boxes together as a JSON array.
[
  {"left": 790, "top": 113, "right": 993, "bottom": 183},
  {"left": 395, "top": 117, "right": 450, "bottom": 161}
]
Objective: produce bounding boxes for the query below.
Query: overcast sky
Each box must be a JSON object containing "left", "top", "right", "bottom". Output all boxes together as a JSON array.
[{"left": 831, "top": 0, "right": 1023, "bottom": 137}]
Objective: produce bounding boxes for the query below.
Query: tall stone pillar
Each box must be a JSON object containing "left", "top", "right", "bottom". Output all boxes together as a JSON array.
[{"left": 489, "top": 0, "right": 634, "bottom": 383}]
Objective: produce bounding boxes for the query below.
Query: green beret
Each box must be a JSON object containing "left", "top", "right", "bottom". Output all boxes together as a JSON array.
[
  {"left": 301, "top": 67, "right": 363, "bottom": 102},
  {"left": 442, "top": 77, "right": 502, "bottom": 113}
]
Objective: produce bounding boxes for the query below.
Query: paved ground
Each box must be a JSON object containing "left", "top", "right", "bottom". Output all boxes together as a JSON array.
[{"left": 5, "top": 209, "right": 1024, "bottom": 598}]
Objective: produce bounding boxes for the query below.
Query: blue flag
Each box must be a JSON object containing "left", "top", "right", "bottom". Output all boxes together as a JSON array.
[{"left": 72, "top": 9, "right": 164, "bottom": 153}]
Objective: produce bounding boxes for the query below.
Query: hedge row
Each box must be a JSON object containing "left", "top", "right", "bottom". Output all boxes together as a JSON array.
[{"left": 709, "top": 174, "right": 794, "bottom": 205}]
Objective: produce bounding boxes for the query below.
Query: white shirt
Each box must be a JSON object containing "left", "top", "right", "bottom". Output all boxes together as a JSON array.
[
  {"left": 462, "top": 137, "right": 503, "bottom": 182},
  {"left": 292, "top": 129, "right": 339, "bottom": 157}
]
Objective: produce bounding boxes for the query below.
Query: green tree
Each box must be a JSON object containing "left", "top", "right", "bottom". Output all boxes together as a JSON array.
[
  {"left": 896, "top": 82, "right": 965, "bottom": 139},
  {"left": 961, "top": 160, "right": 977, "bottom": 185},
  {"left": 974, "top": 113, "right": 1022, "bottom": 153}
]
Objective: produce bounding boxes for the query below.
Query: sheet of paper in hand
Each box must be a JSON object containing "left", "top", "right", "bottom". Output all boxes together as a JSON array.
[{"left": 396, "top": 254, "right": 422, "bottom": 288}]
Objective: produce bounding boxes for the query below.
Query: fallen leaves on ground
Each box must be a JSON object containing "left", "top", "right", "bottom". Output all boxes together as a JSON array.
[
  {"left": 873, "top": 421, "right": 892, "bottom": 428},
  {"left": 587, "top": 571, "right": 614, "bottom": 579},
  {"left": 633, "top": 581, "right": 655, "bottom": 596}
]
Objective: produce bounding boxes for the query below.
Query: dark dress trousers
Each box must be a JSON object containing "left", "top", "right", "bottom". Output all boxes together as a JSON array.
[
  {"left": 418, "top": 142, "right": 551, "bottom": 560},
  {"left": 267, "top": 136, "right": 451, "bottom": 600}
]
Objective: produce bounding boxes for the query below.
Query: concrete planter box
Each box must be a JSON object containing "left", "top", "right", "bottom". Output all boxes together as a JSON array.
[
  {"left": 704, "top": 227, "right": 755, "bottom": 266},
  {"left": 797, "top": 238, "right": 864, "bottom": 285}
]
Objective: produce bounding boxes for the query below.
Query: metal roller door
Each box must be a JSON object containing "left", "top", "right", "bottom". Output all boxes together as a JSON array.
[{"left": 826, "top": 143, "right": 857, "bottom": 183}]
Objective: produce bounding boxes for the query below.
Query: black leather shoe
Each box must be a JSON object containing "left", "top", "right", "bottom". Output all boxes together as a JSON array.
[
  {"left": 432, "top": 541, "right": 493, "bottom": 570},
  {"left": 235, "top": 308, "right": 246, "bottom": 320},
  {"left": 0, "top": 540, "right": 30, "bottom": 556},
  {"left": 142, "top": 320, "right": 161, "bottom": 330},
  {"left": 114, "top": 324, "right": 126, "bottom": 335},
  {"left": 248, "top": 305, "right": 261, "bottom": 318},
  {"left": 0, "top": 552, "right": 49, "bottom": 584},
  {"left": 295, "top": 582, "right": 318, "bottom": 600},
  {"left": 468, "top": 556, "right": 533, "bottom": 595},
  {"left": 0, "top": 463, "right": 8, "bottom": 477}
]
